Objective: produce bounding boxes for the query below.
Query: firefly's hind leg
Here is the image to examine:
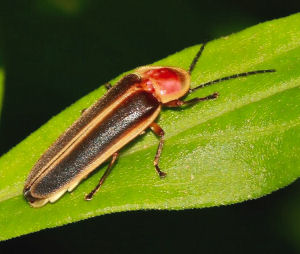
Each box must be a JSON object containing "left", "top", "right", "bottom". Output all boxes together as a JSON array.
[
  {"left": 85, "top": 152, "right": 119, "bottom": 200},
  {"left": 165, "top": 92, "right": 219, "bottom": 108},
  {"left": 150, "top": 122, "right": 167, "bottom": 178}
]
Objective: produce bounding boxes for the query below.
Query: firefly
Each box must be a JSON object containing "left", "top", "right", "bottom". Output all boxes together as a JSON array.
[{"left": 24, "top": 43, "right": 275, "bottom": 207}]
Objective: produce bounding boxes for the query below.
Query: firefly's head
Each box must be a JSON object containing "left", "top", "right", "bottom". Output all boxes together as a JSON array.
[{"left": 135, "top": 66, "right": 190, "bottom": 103}]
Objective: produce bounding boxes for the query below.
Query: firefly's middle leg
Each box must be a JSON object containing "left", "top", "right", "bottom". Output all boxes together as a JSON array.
[{"left": 150, "top": 122, "right": 167, "bottom": 178}]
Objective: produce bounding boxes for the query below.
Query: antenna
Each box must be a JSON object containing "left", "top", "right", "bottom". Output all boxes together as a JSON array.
[
  {"left": 190, "top": 69, "right": 276, "bottom": 93},
  {"left": 188, "top": 43, "right": 206, "bottom": 75},
  {"left": 188, "top": 44, "right": 276, "bottom": 93}
]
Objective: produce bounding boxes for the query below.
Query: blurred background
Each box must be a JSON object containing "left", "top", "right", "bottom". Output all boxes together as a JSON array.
[{"left": 0, "top": 0, "right": 299, "bottom": 253}]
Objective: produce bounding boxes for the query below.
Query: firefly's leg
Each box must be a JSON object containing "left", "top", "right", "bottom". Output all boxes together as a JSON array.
[
  {"left": 85, "top": 152, "right": 119, "bottom": 200},
  {"left": 165, "top": 92, "right": 219, "bottom": 108},
  {"left": 150, "top": 122, "right": 167, "bottom": 178},
  {"left": 105, "top": 83, "right": 112, "bottom": 90}
]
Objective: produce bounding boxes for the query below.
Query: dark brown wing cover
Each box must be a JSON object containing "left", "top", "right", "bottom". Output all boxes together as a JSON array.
[
  {"left": 24, "top": 73, "right": 160, "bottom": 199},
  {"left": 32, "top": 90, "right": 159, "bottom": 197},
  {"left": 25, "top": 74, "right": 140, "bottom": 189}
]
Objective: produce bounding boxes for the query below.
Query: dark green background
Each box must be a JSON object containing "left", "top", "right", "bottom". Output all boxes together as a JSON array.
[{"left": 0, "top": 0, "right": 300, "bottom": 253}]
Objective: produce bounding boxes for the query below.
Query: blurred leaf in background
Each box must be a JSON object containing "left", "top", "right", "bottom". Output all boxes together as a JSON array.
[
  {"left": 274, "top": 186, "right": 300, "bottom": 251},
  {"left": 35, "top": 0, "right": 89, "bottom": 16}
]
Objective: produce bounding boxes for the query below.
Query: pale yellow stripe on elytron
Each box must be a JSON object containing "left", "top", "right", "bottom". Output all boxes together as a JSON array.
[{"left": 27, "top": 86, "right": 138, "bottom": 188}]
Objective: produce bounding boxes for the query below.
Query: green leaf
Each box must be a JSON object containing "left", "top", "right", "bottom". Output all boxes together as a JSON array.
[
  {"left": 0, "top": 69, "right": 4, "bottom": 116},
  {"left": 0, "top": 13, "right": 299, "bottom": 241}
]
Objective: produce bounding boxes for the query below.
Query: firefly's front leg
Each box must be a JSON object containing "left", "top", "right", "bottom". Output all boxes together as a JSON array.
[
  {"left": 150, "top": 122, "right": 167, "bottom": 178},
  {"left": 85, "top": 152, "right": 119, "bottom": 200},
  {"left": 165, "top": 92, "right": 219, "bottom": 107}
]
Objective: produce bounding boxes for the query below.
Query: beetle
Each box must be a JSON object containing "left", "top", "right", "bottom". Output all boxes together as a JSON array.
[{"left": 24, "top": 43, "right": 275, "bottom": 207}]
